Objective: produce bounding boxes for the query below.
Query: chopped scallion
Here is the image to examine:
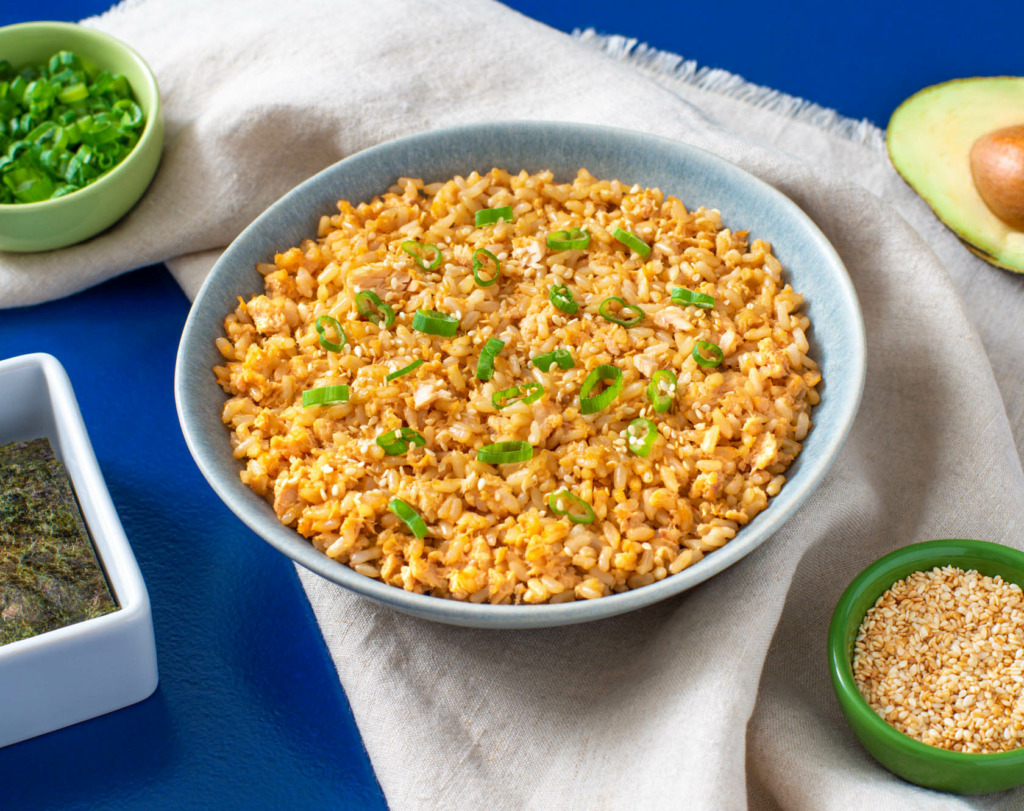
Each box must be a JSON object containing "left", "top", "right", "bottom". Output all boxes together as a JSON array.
[
  {"left": 302, "top": 385, "right": 350, "bottom": 407},
  {"left": 548, "top": 490, "right": 596, "bottom": 524},
  {"left": 670, "top": 287, "right": 715, "bottom": 309},
  {"left": 599, "top": 296, "right": 644, "bottom": 327},
  {"left": 476, "top": 440, "right": 533, "bottom": 464},
  {"left": 612, "top": 226, "right": 651, "bottom": 258},
  {"left": 412, "top": 309, "right": 460, "bottom": 337},
  {"left": 401, "top": 240, "right": 442, "bottom": 270},
  {"left": 531, "top": 348, "right": 575, "bottom": 372},
  {"left": 626, "top": 418, "right": 658, "bottom": 458},
  {"left": 646, "top": 369, "right": 677, "bottom": 413},
  {"left": 475, "top": 205, "right": 513, "bottom": 226},
  {"left": 476, "top": 337, "right": 505, "bottom": 381},
  {"left": 472, "top": 248, "right": 500, "bottom": 287},
  {"left": 386, "top": 359, "right": 424, "bottom": 381},
  {"left": 355, "top": 290, "right": 395, "bottom": 329},
  {"left": 492, "top": 382, "right": 544, "bottom": 410},
  {"left": 315, "top": 314, "right": 348, "bottom": 352},
  {"left": 546, "top": 227, "right": 590, "bottom": 251},
  {"left": 579, "top": 365, "right": 624, "bottom": 415},
  {"left": 376, "top": 427, "right": 426, "bottom": 456},
  {"left": 693, "top": 340, "right": 724, "bottom": 368},
  {"left": 388, "top": 498, "right": 428, "bottom": 539},
  {"left": 548, "top": 282, "right": 578, "bottom": 315}
]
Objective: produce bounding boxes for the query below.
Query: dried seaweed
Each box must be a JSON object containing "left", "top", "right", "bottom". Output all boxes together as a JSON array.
[{"left": 0, "top": 438, "right": 117, "bottom": 646}]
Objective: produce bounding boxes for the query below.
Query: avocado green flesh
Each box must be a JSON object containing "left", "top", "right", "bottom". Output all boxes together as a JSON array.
[{"left": 887, "top": 77, "right": 1024, "bottom": 273}]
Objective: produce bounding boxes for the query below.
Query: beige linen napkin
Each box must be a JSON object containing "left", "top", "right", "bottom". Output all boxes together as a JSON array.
[{"left": 15, "top": 0, "right": 1024, "bottom": 807}]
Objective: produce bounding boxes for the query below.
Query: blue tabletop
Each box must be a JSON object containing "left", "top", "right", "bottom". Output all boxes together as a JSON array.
[{"left": 1, "top": 2, "right": 1021, "bottom": 809}]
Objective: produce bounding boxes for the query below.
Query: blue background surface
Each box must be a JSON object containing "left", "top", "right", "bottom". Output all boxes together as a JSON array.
[{"left": 1, "top": 1, "right": 1021, "bottom": 808}]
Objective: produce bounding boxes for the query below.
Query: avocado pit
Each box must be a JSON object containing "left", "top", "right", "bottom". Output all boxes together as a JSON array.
[{"left": 970, "top": 124, "right": 1024, "bottom": 232}]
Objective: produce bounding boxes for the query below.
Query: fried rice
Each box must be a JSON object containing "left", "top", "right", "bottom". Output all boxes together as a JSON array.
[{"left": 214, "top": 168, "right": 820, "bottom": 604}]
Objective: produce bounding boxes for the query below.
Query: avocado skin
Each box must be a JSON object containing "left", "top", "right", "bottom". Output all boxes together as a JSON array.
[{"left": 887, "top": 76, "right": 1024, "bottom": 274}]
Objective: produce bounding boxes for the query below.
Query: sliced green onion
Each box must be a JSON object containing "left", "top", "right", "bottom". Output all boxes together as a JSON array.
[
  {"left": 626, "top": 418, "right": 658, "bottom": 458},
  {"left": 376, "top": 427, "right": 427, "bottom": 456},
  {"left": 386, "top": 359, "right": 424, "bottom": 381},
  {"left": 0, "top": 51, "right": 145, "bottom": 204},
  {"left": 412, "top": 309, "right": 459, "bottom": 337},
  {"left": 472, "top": 248, "right": 500, "bottom": 287},
  {"left": 612, "top": 227, "right": 651, "bottom": 259},
  {"left": 476, "top": 337, "right": 506, "bottom": 381},
  {"left": 492, "top": 382, "right": 544, "bottom": 410},
  {"left": 579, "top": 365, "right": 624, "bottom": 415},
  {"left": 476, "top": 440, "right": 533, "bottom": 464},
  {"left": 548, "top": 282, "right": 578, "bottom": 315},
  {"left": 548, "top": 490, "right": 596, "bottom": 524},
  {"left": 475, "top": 205, "right": 513, "bottom": 226},
  {"left": 599, "top": 296, "right": 645, "bottom": 327},
  {"left": 693, "top": 340, "right": 724, "bottom": 368},
  {"left": 546, "top": 227, "right": 590, "bottom": 251},
  {"left": 315, "top": 314, "right": 348, "bottom": 352},
  {"left": 531, "top": 348, "right": 575, "bottom": 372},
  {"left": 671, "top": 287, "right": 715, "bottom": 309},
  {"left": 388, "top": 498, "right": 428, "bottom": 539},
  {"left": 302, "top": 385, "right": 350, "bottom": 407},
  {"left": 646, "top": 369, "right": 677, "bottom": 413},
  {"left": 401, "top": 240, "right": 442, "bottom": 270},
  {"left": 355, "top": 290, "right": 395, "bottom": 329}
]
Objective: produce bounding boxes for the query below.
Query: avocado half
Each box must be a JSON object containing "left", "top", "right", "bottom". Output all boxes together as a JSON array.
[{"left": 887, "top": 77, "right": 1024, "bottom": 273}]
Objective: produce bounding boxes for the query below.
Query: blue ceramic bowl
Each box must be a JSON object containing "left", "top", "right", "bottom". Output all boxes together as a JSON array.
[{"left": 174, "top": 121, "right": 865, "bottom": 628}]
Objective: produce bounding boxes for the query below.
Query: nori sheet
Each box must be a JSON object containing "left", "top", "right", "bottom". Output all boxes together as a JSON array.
[{"left": 0, "top": 437, "right": 117, "bottom": 647}]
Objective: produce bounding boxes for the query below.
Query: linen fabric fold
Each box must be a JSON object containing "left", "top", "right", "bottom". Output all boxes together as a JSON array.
[{"left": 29, "top": 0, "right": 1024, "bottom": 808}]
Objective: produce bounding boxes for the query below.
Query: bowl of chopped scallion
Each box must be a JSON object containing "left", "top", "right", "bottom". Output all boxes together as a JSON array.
[{"left": 0, "top": 21, "right": 163, "bottom": 252}]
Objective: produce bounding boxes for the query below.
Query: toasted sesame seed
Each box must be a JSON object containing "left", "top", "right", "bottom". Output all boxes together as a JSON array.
[{"left": 853, "top": 566, "right": 1024, "bottom": 753}]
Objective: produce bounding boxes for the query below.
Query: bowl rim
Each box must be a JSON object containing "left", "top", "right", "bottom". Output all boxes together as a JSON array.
[
  {"left": 0, "top": 20, "right": 162, "bottom": 212},
  {"left": 828, "top": 537, "right": 1024, "bottom": 764},
  {"left": 176, "top": 119, "right": 867, "bottom": 627}
]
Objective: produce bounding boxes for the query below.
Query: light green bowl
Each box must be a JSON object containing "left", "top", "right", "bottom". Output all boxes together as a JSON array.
[
  {"left": 0, "top": 21, "right": 163, "bottom": 252},
  {"left": 829, "top": 539, "right": 1024, "bottom": 794}
]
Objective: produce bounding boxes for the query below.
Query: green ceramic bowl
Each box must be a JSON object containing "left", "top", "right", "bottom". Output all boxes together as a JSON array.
[
  {"left": 0, "top": 21, "right": 163, "bottom": 252},
  {"left": 829, "top": 539, "right": 1024, "bottom": 794}
]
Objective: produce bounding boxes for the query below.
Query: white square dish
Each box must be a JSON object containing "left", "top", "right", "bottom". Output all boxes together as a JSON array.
[{"left": 0, "top": 353, "right": 157, "bottom": 748}]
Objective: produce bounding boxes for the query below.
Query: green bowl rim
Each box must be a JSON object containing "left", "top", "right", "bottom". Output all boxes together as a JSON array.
[
  {"left": 828, "top": 538, "right": 1024, "bottom": 765},
  {"left": 0, "top": 20, "right": 162, "bottom": 212}
]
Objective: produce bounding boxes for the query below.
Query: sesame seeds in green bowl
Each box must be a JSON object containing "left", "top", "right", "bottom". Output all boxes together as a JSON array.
[{"left": 829, "top": 539, "right": 1024, "bottom": 794}]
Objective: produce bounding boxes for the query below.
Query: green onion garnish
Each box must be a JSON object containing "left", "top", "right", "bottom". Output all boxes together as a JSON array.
[
  {"left": 646, "top": 369, "right": 677, "bottom": 413},
  {"left": 412, "top": 309, "right": 460, "bottom": 337},
  {"left": 626, "top": 418, "right": 658, "bottom": 458},
  {"left": 693, "top": 340, "right": 724, "bottom": 368},
  {"left": 388, "top": 498, "right": 428, "bottom": 539},
  {"left": 376, "top": 427, "right": 427, "bottom": 456},
  {"left": 612, "top": 227, "right": 651, "bottom": 259},
  {"left": 492, "top": 382, "right": 544, "bottom": 409},
  {"left": 546, "top": 228, "right": 591, "bottom": 251},
  {"left": 386, "top": 359, "right": 424, "bottom": 381},
  {"left": 302, "top": 385, "right": 350, "bottom": 407},
  {"left": 472, "top": 248, "right": 500, "bottom": 287},
  {"left": 476, "top": 440, "right": 533, "bottom": 464},
  {"left": 355, "top": 290, "right": 395, "bottom": 329},
  {"left": 0, "top": 51, "right": 146, "bottom": 205},
  {"left": 315, "top": 314, "right": 348, "bottom": 352},
  {"left": 475, "top": 205, "right": 513, "bottom": 226},
  {"left": 579, "top": 365, "right": 624, "bottom": 415},
  {"left": 531, "top": 349, "right": 575, "bottom": 372},
  {"left": 599, "top": 297, "right": 645, "bottom": 327},
  {"left": 401, "top": 240, "right": 442, "bottom": 270},
  {"left": 476, "top": 337, "right": 505, "bottom": 381},
  {"left": 548, "top": 282, "right": 578, "bottom": 315},
  {"left": 670, "top": 287, "right": 715, "bottom": 309},
  {"left": 548, "top": 490, "right": 596, "bottom": 524}
]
